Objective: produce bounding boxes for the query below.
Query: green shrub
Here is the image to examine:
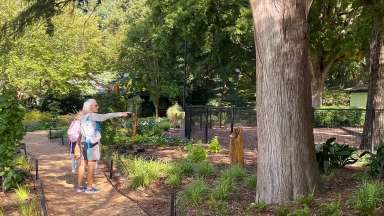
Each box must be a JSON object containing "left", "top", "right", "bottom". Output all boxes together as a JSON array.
[
  {"left": 166, "top": 172, "right": 183, "bottom": 187},
  {"left": 24, "top": 110, "right": 51, "bottom": 123},
  {"left": 296, "top": 190, "right": 315, "bottom": 207},
  {"left": 316, "top": 137, "right": 358, "bottom": 173},
  {"left": 219, "top": 166, "right": 246, "bottom": 183},
  {"left": 314, "top": 108, "right": 365, "bottom": 127},
  {"left": 288, "top": 206, "right": 311, "bottom": 216},
  {"left": 211, "top": 179, "right": 233, "bottom": 200},
  {"left": 181, "top": 179, "right": 209, "bottom": 206},
  {"left": 15, "top": 185, "right": 39, "bottom": 216},
  {"left": 158, "top": 118, "right": 171, "bottom": 131},
  {"left": 243, "top": 175, "right": 257, "bottom": 189},
  {"left": 368, "top": 143, "right": 384, "bottom": 177},
  {"left": 350, "top": 181, "right": 384, "bottom": 216},
  {"left": 186, "top": 143, "right": 207, "bottom": 163},
  {"left": 247, "top": 201, "right": 268, "bottom": 213},
  {"left": 137, "top": 117, "right": 162, "bottom": 136},
  {"left": 318, "top": 200, "right": 343, "bottom": 216},
  {"left": 118, "top": 156, "right": 170, "bottom": 189},
  {"left": 166, "top": 103, "right": 184, "bottom": 128},
  {"left": 0, "top": 89, "right": 26, "bottom": 191},
  {"left": 274, "top": 206, "right": 290, "bottom": 216},
  {"left": 193, "top": 161, "right": 214, "bottom": 177},
  {"left": 208, "top": 136, "right": 221, "bottom": 153}
]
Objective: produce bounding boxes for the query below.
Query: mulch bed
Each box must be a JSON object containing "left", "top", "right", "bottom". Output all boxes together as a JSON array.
[{"left": 104, "top": 142, "right": 381, "bottom": 216}]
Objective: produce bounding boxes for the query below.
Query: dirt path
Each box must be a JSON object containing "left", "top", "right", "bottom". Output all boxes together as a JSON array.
[{"left": 23, "top": 131, "right": 146, "bottom": 216}]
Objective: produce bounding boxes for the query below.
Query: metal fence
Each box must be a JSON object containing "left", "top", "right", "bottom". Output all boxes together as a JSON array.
[{"left": 184, "top": 106, "right": 384, "bottom": 150}]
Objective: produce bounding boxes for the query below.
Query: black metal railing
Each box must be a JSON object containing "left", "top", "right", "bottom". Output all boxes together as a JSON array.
[{"left": 184, "top": 106, "right": 384, "bottom": 149}]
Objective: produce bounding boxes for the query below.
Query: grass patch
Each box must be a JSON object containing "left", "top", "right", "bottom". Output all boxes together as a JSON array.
[
  {"left": 350, "top": 180, "right": 384, "bottom": 216},
  {"left": 180, "top": 179, "right": 209, "bottom": 206},
  {"left": 118, "top": 156, "right": 170, "bottom": 189},
  {"left": 318, "top": 200, "right": 343, "bottom": 216}
]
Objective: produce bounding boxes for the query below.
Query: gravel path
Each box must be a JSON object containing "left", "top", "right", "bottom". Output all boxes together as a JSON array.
[{"left": 23, "top": 131, "right": 146, "bottom": 216}]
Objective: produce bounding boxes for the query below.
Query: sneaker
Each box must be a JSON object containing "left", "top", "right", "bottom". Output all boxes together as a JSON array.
[
  {"left": 84, "top": 187, "right": 100, "bottom": 194},
  {"left": 76, "top": 187, "right": 86, "bottom": 193}
]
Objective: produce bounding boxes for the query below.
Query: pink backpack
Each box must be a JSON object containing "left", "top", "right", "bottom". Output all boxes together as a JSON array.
[{"left": 67, "top": 119, "right": 81, "bottom": 143}]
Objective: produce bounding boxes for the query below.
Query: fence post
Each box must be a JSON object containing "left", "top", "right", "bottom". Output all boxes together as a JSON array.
[
  {"left": 219, "top": 110, "right": 222, "bottom": 128},
  {"left": 23, "top": 143, "right": 27, "bottom": 156},
  {"left": 170, "top": 190, "right": 176, "bottom": 216},
  {"left": 0, "top": 176, "right": 3, "bottom": 192},
  {"left": 204, "top": 107, "right": 209, "bottom": 144},
  {"left": 231, "top": 106, "right": 235, "bottom": 133},
  {"left": 35, "top": 159, "right": 39, "bottom": 180},
  {"left": 109, "top": 159, "right": 113, "bottom": 179},
  {"left": 199, "top": 114, "right": 202, "bottom": 130},
  {"left": 184, "top": 106, "right": 189, "bottom": 138}
]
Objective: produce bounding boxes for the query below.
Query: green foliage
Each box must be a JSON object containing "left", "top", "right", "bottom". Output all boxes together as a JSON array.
[
  {"left": 247, "top": 201, "right": 268, "bottom": 213},
  {"left": 274, "top": 206, "right": 290, "bottom": 216},
  {"left": 193, "top": 161, "right": 214, "bottom": 178},
  {"left": 367, "top": 143, "right": 384, "bottom": 177},
  {"left": 0, "top": 207, "right": 4, "bottom": 216},
  {"left": 318, "top": 200, "right": 343, "bottom": 216},
  {"left": 219, "top": 166, "right": 246, "bottom": 183},
  {"left": 350, "top": 181, "right": 384, "bottom": 216},
  {"left": 211, "top": 179, "right": 233, "bottom": 201},
  {"left": 243, "top": 175, "right": 257, "bottom": 189},
  {"left": 117, "top": 156, "right": 170, "bottom": 189},
  {"left": 18, "top": 200, "right": 39, "bottom": 216},
  {"left": 166, "top": 103, "right": 184, "bottom": 128},
  {"left": 15, "top": 185, "right": 30, "bottom": 203},
  {"left": 24, "top": 110, "right": 51, "bottom": 122},
  {"left": 287, "top": 207, "right": 311, "bottom": 216},
  {"left": 186, "top": 143, "right": 208, "bottom": 163},
  {"left": 180, "top": 179, "right": 209, "bottom": 206},
  {"left": 208, "top": 136, "right": 221, "bottom": 153},
  {"left": 137, "top": 117, "right": 163, "bottom": 136},
  {"left": 0, "top": 89, "right": 26, "bottom": 191},
  {"left": 322, "top": 91, "right": 350, "bottom": 107},
  {"left": 296, "top": 190, "right": 315, "bottom": 207},
  {"left": 207, "top": 200, "right": 230, "bottom": 216},
  {"left": 316, "top": 138, "right": 358, "bottom": 173},
  {"left": 314, "top": 108, "right": 365, "bottom": 127}
]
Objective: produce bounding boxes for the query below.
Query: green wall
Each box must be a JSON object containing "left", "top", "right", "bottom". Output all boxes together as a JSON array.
[{"left": 350, "top": 92, "right": 367, "bottom": 108}]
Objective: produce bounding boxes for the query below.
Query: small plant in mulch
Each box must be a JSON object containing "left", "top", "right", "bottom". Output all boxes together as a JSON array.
[
  {"left": 287, "top": 206, "right": 311, "bottom": 216},
  {"left": 318, "top": 199, "right": 343, "bottom": 216},
  {"left": 274, "top": 205, "right": 290, "bottom": 216},
  {"left": 247, "top": 201, "right": 268, "bottom": 213},
  {"left": 243, "top": 175, "right": 257, "bottom": 189},
  {"left": 349, "top": 180, "right": 384, "bottom": 216},
  {"left": 179, "top": 179, "right": 210, "bottom": 206},
  {"left": 208, "top": 136, "right": 221, "bottom": 153},
  {"left": 15, "top": 185, "right": 39, "bottom": 216},
  {"left": 296, "top": 190, "right": 315, "bottom": 207}
]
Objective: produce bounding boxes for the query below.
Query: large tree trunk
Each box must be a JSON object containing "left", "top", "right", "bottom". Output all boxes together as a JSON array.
[
  {"left": 361, "top": 19, "right": 384, "bottom": 151},
  {"left": 250, "top": 0, "right": 320, "bottom": 204}
]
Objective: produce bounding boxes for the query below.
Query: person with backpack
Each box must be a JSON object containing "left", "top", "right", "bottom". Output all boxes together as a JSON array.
[
  {"left": 76, "top": 98, "right": 130, "bottom": 193},
  {"left": 67, "top": 112, "right": 83, "bottom": 174}
]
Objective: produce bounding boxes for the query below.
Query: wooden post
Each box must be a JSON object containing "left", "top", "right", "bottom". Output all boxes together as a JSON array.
[
  {"left": 229, "top": 127, "right": 244, "bottom": 167},
  {"left": 132, "top": 113, "right": 137, "bottom": 137}
]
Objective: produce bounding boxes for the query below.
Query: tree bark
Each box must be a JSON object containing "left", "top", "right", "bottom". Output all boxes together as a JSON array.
[
  {"left": 309, "top": 50, "right": 340, "bottom": 107},
  {"left": 361, "top": 18, "right": 384, "bottom": 151},
  {"left": 152, "top": 94, "right": 160, "bottom": 119},
  {"left": 250, "top": 0, "right": 320, "bottom": 203}
]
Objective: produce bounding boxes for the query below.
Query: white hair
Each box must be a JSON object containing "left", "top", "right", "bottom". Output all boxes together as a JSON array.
[{"left": 82, "top": 98, "right": 97, "bottom": 113}]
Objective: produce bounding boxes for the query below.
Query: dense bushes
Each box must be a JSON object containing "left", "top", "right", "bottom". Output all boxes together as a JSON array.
[
  {"left": 313, "top": 108, "right": 365, "bottom": 127},
  {"left": 0, "top": 89, "right": 26, "bottom": 190}
]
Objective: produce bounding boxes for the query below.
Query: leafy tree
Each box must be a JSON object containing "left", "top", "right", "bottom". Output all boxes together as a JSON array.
[{"left": 308, "top": 0, "right": 369, "bottom": 107}]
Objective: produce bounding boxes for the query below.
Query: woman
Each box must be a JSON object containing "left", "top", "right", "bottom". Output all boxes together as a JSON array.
[{"left": 76, "top": 99, "right": 130, "bottom": 193}]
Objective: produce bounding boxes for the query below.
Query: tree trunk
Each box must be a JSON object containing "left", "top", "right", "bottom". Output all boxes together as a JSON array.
[
  {"left": 309, "top": 50, "right": 339, "bottom": 108},
  {"left": 250, "top": 0, "right": 320, "bottom": 204},
  {"left": 361, "top": 19, "right": 384, "bottom": 151},
  {"left": 152, "top": 95, "right": 160, "bottom": 119}
]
